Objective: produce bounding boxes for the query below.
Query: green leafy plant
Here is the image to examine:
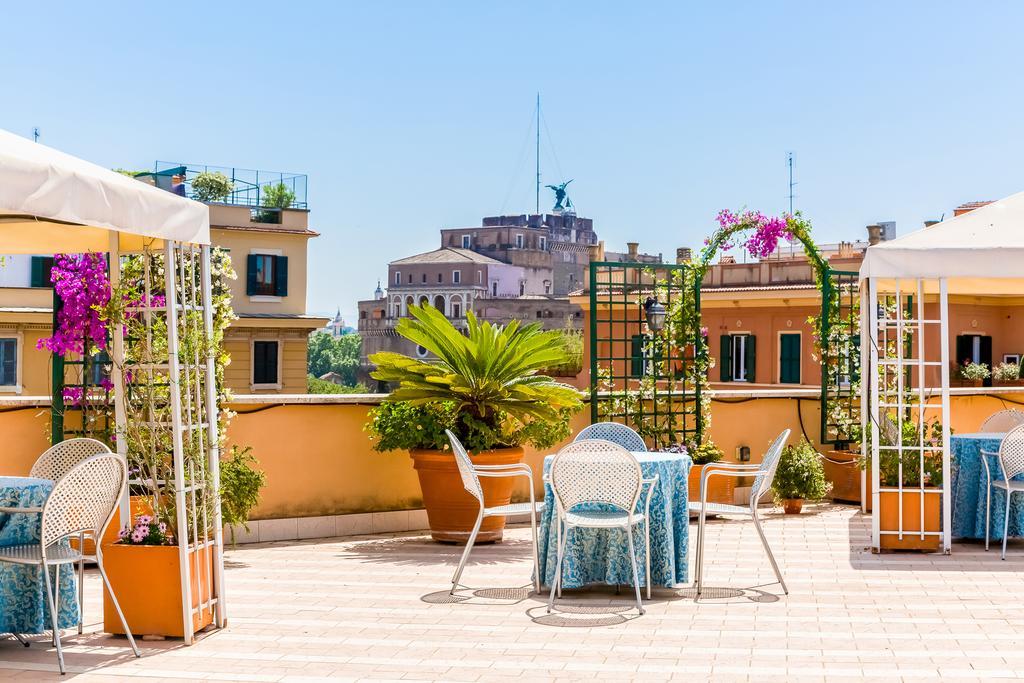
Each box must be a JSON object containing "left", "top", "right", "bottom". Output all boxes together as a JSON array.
[
  {"left": 958, "top": 361, "right": 991, "bottom": 381},
  {"left": 866, "top": 416, "right": 946, "bottom": 487},
  {"left": 685, "top": 439, "right": 724, "bottom": 466},
  {"left": 771, "top": 439, "right": 830, "bottom": 501},
  {"left": 993, "top": 362, "right": 1020, "bottom": 381},
  {"left": 307, "top": 332, "right": 361, "bottom": 386},
  {"left": 191, "top": 171, "right": 234, "bottom": 203},
  {"left": 367, "top": 304, "right": 583, "bottom": 451},
  {"left": 538, "top": 320, "right": 583, "bottom": 376},
  {"left": 262, "top": 182, "right": 296, "bottom": 209},
  {"left": 307, "top": 375, "right": 367, "bottom": 394},
  {"left": 220, "top": 446, "right": 267, "bottom": 542}
]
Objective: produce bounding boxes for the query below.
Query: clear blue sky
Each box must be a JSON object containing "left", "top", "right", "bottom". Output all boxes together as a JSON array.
[{"left": 3, "top": 2, "right": 1021, "bottom": 322}]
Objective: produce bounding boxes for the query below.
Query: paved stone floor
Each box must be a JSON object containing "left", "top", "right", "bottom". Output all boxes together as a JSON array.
[{"left": 2, "top": 503, "right": 1023, "bottom": 681}]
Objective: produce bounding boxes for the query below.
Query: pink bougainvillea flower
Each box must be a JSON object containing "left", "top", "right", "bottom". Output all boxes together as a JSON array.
[{"left": 36, "top": 253, "right": 111, "bottom": 357}]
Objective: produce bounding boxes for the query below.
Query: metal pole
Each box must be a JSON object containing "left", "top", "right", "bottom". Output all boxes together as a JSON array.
[
  {"left": 939, "top": 278, "right": 951, "bottom": 554},
  {"left": 201, "top": 246, "right": 227, "bottom": 627},
  {"left": 859, "top": 283, "right": 869, "bottom": 514},
  {"left": 165, "top": 241, "right": 195, "bottom": 644},
  {"left": 869, "top": 277, "right": 880, "bottom": 550},
  {"left": 535, "top": 93, "right": 541, "bottom": 214},
  {"left": 108, "top": 232, "right": 130, "bottom": 524}
]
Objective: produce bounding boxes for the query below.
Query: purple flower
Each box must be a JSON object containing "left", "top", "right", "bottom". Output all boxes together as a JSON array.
[
  {"left": 130, "top": 528, "right": 147, "bottom": 543},
  {"left": 158, "top": 522, "right": 168, "bottom": 534},
  {"left": 99, "top": 377, "right": 114, "bottom": 392}
]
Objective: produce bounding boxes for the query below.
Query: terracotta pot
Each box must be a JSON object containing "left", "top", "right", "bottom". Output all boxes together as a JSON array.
[
  {"left": 782, "top": 498, "right": 804, "bottom": 514},
  {"left": 877, "top": 489, "right": 941, "bottom": 551},
  {"left": 410, "top": 447, "right": 524, "bottom": 543},
  {"left": 101, "top": 542, "right": 215, "bottom": 638},
  {"left": 687, "top": 465, "right": 737, "bottom": 505},
  {"left": 822, "top": 450, "right": 865, "bottom": 505}
]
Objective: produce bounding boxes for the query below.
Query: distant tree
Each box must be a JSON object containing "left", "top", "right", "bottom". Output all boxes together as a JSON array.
[
  {"left": 307, "top": 375, "right": 367, "bottom": 394},
  {"left": 262, "top": 182, "right": 296, "bottom": 209},
  {"left": 307, "top": 332, "right": 361, "bottom": 386}
]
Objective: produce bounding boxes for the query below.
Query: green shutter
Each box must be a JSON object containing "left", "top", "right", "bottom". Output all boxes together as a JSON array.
[
  {"left": 744, "top": 335, "right": 756, "bottom": 382},
  {"left": 780, "top": 333, "right": 801, "bottom": 384},
  {"left": 30, "top": 257, "right": 44, "bottom": 288},
  {"left": 274, "top": 256, "right": 289, "bottom": 297},
  {"left": 630, "top": 335, "right": 645, "bottom": 378},
  {"left": 955, "top": 335, "right": 971, "bottom": 367},
  {"left": 246, "top": 255, "right": 258, "bottom": 295},
  {"left": 720, "top": 335, "right": 732, "bottom": 382}
]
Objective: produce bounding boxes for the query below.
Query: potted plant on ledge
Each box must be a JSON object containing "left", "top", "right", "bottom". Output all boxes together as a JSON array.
[
  {"left": 770, "top": 439, "right": 830, "bottom": 514},
  {"left": 993, "top": 361, "right": 1023, "bottom": 387},
  {"left": 957, "top": 360, "right": 990, "bottom": 387},
  {"left": 367, "top": 305, "right": 582, "bottom": 543}
]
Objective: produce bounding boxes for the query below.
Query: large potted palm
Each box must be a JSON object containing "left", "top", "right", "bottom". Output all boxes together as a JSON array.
[{"left": 367, "top": 305, "right": 582, "bottom": 543}]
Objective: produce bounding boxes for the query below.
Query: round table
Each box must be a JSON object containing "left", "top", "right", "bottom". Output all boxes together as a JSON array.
[
  {"left": 949, "top": 433, "right": 1024, "bottom": 540},
  {"left": 0, "top": 476, "right": 79, "bottom": 635},
  {"left": 537, "top": 452, "right": 691, "bottom": 589}
]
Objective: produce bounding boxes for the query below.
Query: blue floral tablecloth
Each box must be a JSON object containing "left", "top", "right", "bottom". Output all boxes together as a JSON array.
[
  {"left": 0, "top": 476, "right": 79, "bottom": 634},
  {"left": 538, "top": 452, "right": 691, "bottom": 589},
  {"left": 950, "top": 433, "right": 1024, "bottom": 540}
]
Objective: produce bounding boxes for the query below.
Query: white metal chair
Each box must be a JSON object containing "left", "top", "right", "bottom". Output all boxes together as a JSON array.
[
  {"left": 574, "top": 422, "right": 647, "bottom": 452},
  {"left": 980, "top": 409, "right": 1024, "bottom": 434},
  {"left": 980, "top": 424, "right": 1024, "bottom": 559},
  {"left": 546, "top": 439, "right": 657, "bottom": 615},
  {"left": 0, "top": 453, "right": 140, "bottom": 674},
  {"left": 29, "top": 438, "right": 112, "bottom": 481},
  {"left": 0, "top": 438, "right": 112, "bottom": 639},
  {"left": 689, "top": 429, "right": 791, "bottom": 597},
  {"left": 446, "top": 430, "right": 544, "bottom": 595}
]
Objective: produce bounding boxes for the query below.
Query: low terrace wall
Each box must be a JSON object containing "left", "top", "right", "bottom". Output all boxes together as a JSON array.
[{"left": 2, "top": 389, "right": 1022, "bottom": 541}]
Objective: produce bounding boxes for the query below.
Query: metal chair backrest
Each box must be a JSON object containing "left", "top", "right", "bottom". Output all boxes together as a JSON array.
[
  {"left": 40, "top": 454, "right": 126, "bottom": 550},
  {"left": 30, "top": 438, "right": 111, "bottom": 481},
  {"left": 751, "top": 429, "right": 792, "bottom": 504},
  {"left": 574, "top": 422, "right": 647, "bottom": 452},
  {"left": 549, "top": 439, "right": 642, "bottom": 515},
  {"left": 446, "top": 430, "right": 484, "bottom": 505},
  {"left": 981, "top": 409, "right": 1024, "bottom": 434},
  {"left": 998, "top": 424, "right": 1024, "bottom": 482}
]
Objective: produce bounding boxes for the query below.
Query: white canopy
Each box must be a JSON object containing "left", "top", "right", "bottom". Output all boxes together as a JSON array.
[
  {"left": 0, "top": 128, "right": 209, "bottom": 253},
  {"left": 860, "top": 192, "right": 1024, "bottom": 295}
]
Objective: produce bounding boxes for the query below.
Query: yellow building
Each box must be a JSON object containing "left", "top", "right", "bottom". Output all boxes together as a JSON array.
[{"left": 0, "top": 163, "right": 326, "bottom": 397}]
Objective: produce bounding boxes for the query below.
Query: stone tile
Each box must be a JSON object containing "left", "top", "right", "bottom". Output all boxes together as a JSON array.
[
  {"left": 372, "top": 510, "right": 410, "bottom": 533},
  {"left": 337, "top": 512, "right": 374, "bottom": 537},
  {"left": 297, "top": 515, "right": 337, "bottom": 539},
  {"left": 257, "top": 517, "right": 298, "bottom": 542}
]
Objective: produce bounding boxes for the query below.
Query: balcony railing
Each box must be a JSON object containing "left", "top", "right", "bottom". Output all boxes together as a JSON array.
[{"left": 149, "top": 162, "right": 308, "bottom": 210}]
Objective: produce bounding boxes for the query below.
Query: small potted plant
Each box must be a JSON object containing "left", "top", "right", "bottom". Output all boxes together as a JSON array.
[
  {"left": 367, "top": 305, "right": 582, "bottom": 543},
  {"left": 770, "top": 439, "right": 830, "bottom": 514},
  {"left": 957, "top": 360, "right": 990, "bottom": 387},
  {"left": 190, "top": 171, "right": 234, "bottom": 203},
  {"left": 993, "top": 361, "right": 1023, "bottom": 387}
]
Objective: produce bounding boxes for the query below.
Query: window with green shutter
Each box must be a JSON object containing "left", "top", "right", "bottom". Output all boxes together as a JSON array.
[
  {"left": 247, "top": 254, "right": 289, "bottom": 297},
  {"left": 30, "top": 256, "right": 54, "bottom": 288},
  {"left": 0, "top": 338, "right": 16, "bottom": 386},
  {"left": 780, "top": 333, "right": 801, "bottom": 384},
  {"left": 722, "top": 334, "right": 755, "bottom": 382},
  {"left": 630, "top": 335, "right": 646, "bottom": 378}
]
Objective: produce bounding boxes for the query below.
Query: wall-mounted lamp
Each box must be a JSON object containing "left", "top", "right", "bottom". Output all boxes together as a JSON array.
[
  {"left": 644, "top": 296, "right": 666, "bottom": 332},
  {"left": 737, "top": 445, "right": 751, "bottom": 462}
]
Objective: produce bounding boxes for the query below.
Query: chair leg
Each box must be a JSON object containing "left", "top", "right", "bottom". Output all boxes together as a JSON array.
[
  {"left": 97, "top": 562, "right": 140, "bottom": 657},
  {"left": 625, "top": 525, "right": 644, "bottom": 615},
  {"left": 1002, "top": 491, "right": 1012, "bottom": 561},
  {"left": 695, "top": 505, "right": 707, "bottom": 597},
  {"left": 547, "top": 524, "right": 569, "bottom": 613},
  {"left": 42, "top": 564, "right": 65, "bottom": 675},
  {"left": 77, "top": 554, "right": 85, "bottom": 635},
  {"left": 753, "top": 508, "right": 788, "bottom": 595},
  {"left": 986, "top": 486, "right": 992, "bottom": 551},
  {"left": 644, "top": 518, "right": 652, "bottom": 600},
  {"left": 529, "top": 508, "right": 541, "bottom": 595},
  {"left": 450, "top": 513, "right": 483, "bottom": 595},
  {"left": 555, "top": 519, "right": 563, "bottom": 598},
  {"left": 12, "top": 632, "right": 29, "bottom": 647}
]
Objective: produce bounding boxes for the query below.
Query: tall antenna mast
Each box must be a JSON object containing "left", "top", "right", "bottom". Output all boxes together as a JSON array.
[
  {"left": 786, "top": 151, "right": 796, "bottom": 215},
  {"left": 535, "top": 93, "right": 541, "bottom": 214}
]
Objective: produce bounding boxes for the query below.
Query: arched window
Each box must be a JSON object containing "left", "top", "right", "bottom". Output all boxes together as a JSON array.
[
  {"left": 433, "top": 294, "right": 445, "bottom": 313},
  {"left": 405, "top": 295, "right": 414, "bottom": 316}
]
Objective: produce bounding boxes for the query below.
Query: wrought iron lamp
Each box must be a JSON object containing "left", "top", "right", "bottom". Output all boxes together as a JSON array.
[{"left": 643, "top": 296, "right": 666, "bottom": 332}]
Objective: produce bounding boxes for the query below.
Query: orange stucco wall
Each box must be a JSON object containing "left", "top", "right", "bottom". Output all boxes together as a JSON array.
[{"left": 2, "top": 393, "right": 1021, "bottom": 520}]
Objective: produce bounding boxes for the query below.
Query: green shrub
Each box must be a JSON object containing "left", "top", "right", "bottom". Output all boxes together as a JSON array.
[
  {"left": 307, "top": 375, "right": 367, "bottom": 394},
  {"left": 220, "top": 446, "right": 267, "bottom": 543},
  {"left": 771, "top": 439, "right": 830, "bottom": 500},
  {"left": 262, "top": 182, "right": 296, "bottom": 209},
  {"left": 684, "top": 439, "right": 724, "bottom": 465},
  {"left": 191, "top": 171, "right": 234, "bottom": 203}
]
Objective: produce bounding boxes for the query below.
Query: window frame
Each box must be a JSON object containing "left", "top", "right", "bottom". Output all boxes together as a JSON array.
[
  {"left": 461, "top": 234, "right": 471, "bottom": 249},
  {"left": 394, "top": 271, "right": 401, "bottom": 286},
  {"left": 452, "top": 270, "right": 461, "bottom": 284},
  {"left": 0, "top": 333, "right": 21, "bottom": 393},
  {"left": 731, "top": 333, "right": 750, "bottom": 382},
  {"left": 251, "top": 338, "right": 282, "bottom": 390},
  {"left": 515, "top": 234, "right": 524, "bottom": 249}
]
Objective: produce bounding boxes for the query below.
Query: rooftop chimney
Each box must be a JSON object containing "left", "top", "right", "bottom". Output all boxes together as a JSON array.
[
  {"left": 866, "top": 224, "right": 883, "bottom": 246},
  {"left": 626, "top": 242, "right": 639, "bottom": 260},
  {"left": 676, "top": 247, "right": 692, "bottom": 264}
]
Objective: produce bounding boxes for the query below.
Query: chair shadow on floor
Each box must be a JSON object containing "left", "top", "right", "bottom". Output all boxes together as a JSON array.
[
  {"left": 421, "top": 583, "right": 535, "bottom": 606},
  {"left": 0, "top": 625, "right": 182, "bottom": 677},
  {"left": 337, "top": 531, "right": 538, "bottom": 570}
]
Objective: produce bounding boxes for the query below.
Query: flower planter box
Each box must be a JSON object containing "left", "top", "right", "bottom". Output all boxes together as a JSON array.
[
  {"left": 410, "top": 447, "right": 524, "bottom": 543},
  {"left": 877, "top": 489, "right": 941, "bottom": 551},
  {"left": 687, "top": 466, "right": 737, "bottom": 506},
  {"left": 995, "top": 379, "right": 1024, "bottom": 387},
  {"left": 101, "top": 542, "right": 215, "bottom": 638},
  {"left": 73, "top": 495, "right": 152, "bottom": 556},
  {"left": 823, "top": 450, "right": 866, "bottom": 506}
]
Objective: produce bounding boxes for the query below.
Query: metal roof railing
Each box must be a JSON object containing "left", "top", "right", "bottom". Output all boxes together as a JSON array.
[{"left": 149, "top": 161, "right": 308, "bottom": 209}]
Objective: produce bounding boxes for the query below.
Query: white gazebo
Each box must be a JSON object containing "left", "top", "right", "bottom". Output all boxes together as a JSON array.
[
  {"left": 0, "top": 128, "right": 224, "bottom": 643},
  {"left": 859, "top": 192, "right": 1024, "bottom": 553}
]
